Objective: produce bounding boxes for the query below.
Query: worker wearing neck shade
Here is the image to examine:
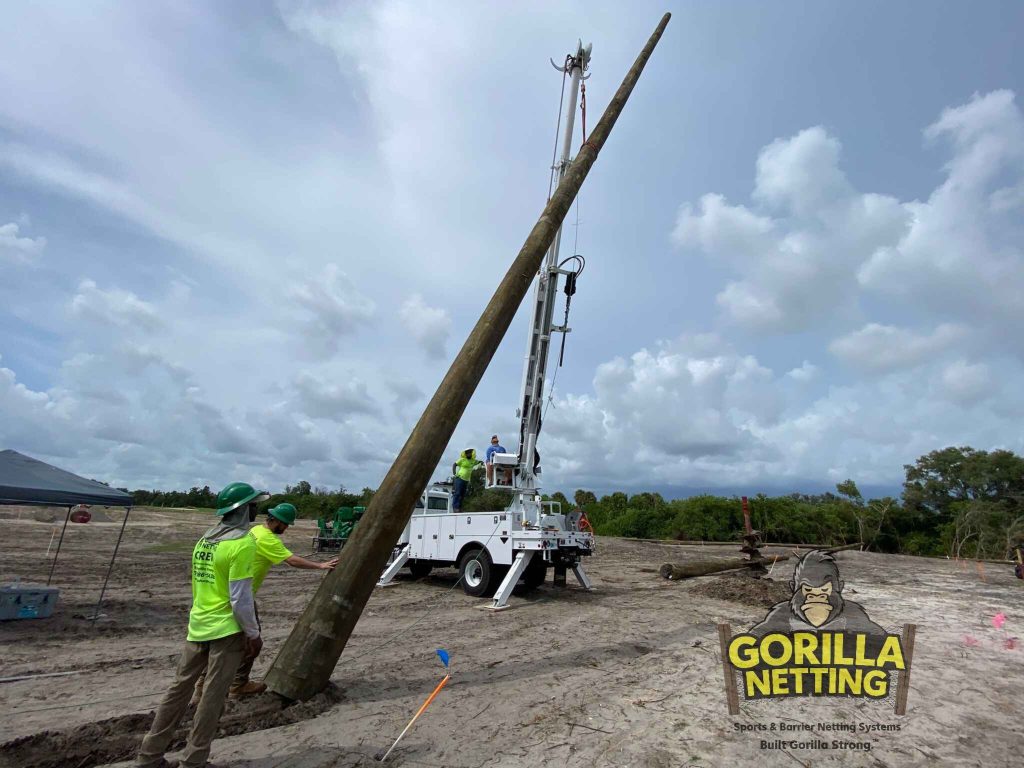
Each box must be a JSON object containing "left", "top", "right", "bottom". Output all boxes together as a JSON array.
[{"left": 136, "top": 482, "right": 267, "bottom": 768}]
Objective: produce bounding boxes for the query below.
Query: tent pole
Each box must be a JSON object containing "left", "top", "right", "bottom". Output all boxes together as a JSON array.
[
  {"left": 92, "top": 506, "right": 131, "bottom": 622},
  {"left": 47, "top": 506, "right": 72, "bottom": 587}
]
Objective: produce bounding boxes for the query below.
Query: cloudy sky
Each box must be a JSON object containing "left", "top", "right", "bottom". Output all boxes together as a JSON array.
[{"left": 2, "top": 1, "right": 1023, "bottom": 498}]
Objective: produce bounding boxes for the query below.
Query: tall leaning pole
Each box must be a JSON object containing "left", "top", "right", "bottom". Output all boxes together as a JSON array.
[{"left": 265, "top": 12, "right": 672, "bottom": 702}]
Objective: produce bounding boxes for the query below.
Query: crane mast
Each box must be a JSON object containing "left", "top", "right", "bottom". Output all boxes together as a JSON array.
[{"left": 515, "top": 40, "right": 592, "bottom": 497}]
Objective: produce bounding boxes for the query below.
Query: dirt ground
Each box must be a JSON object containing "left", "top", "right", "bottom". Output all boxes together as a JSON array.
[{"left": 1, "top": 506, "right": 1022, "bottom": 768}]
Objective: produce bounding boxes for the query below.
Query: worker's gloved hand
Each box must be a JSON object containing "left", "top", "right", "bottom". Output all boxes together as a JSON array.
[
  {"left": 244, "top": 634, "right": 263, "bottom": 660},
  {"left": 321, "top": 558, "right": 339, "bottom": 570}
]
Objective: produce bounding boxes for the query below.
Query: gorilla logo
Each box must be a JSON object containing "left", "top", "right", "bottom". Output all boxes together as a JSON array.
[{"left": 750, "top": 550, "right": 886, "bottom": 636}]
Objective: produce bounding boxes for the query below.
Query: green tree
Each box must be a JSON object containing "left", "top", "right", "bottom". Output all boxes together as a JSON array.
[
  {"left": 903, "top": 446, "right": 1024, "bottom": 558},
  {"left": 574, "top": 489, "right": 597, "bottom": 507}
]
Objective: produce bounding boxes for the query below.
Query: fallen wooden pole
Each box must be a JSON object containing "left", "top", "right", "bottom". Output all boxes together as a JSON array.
[
  {"left": 824, "top": 542, "right": 863, "bottom": 553},
  {"left": 625, "top": 537, "right": 855, "bottom": 549},
  {"left": 659, "top": 543, "right": 862, "bottom": 580},
  {"left": 264, "top": 13, "right": 673, "bottom": 702},
  {"left": 659, "top": 556, "right": 791, "bottom": 580}
]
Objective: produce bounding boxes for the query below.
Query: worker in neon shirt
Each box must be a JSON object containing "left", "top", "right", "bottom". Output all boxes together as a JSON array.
[
  {"left": 452, "top": 448, "right": 482, "bottom": 513},
  {"left": 136, "top": 481, "right": 267, "bottom": 768},
  {"left": 229, "top": 502, "right": 339, "bottom": 695}
]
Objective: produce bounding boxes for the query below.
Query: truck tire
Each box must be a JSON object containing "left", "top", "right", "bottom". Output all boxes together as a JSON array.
[
  {"left": 459, "top": 548, "right": 500, "bottom": 597},
  {"left": 409, "top": 560, "right": 433, "bottom": 579},
  {"left": 522, "top": 557, "right": 547, "bottom": 590}
]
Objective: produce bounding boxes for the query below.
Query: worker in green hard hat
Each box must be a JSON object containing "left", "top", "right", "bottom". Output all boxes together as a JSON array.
[
  {"left": 137, "top": 481, "right": 268, "bottom": 768},
  {"left": 225, "top": 502, "right": 339, "bottom": 696}
]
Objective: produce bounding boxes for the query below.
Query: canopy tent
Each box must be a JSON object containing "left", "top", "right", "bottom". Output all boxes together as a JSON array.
[
  {"left": 0, "top": 449, "right": 133, "bottom": 506},
  {"left": 0, "top": 449, "right": 133, "bottom": 620}
]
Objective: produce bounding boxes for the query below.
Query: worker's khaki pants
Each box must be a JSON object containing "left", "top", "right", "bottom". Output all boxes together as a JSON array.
[
  {"left": 195, "top": 602, "right": 260, "bottom": 688},
  {"left": 136, "top": 632, "right": 245, "bottom": 768}
]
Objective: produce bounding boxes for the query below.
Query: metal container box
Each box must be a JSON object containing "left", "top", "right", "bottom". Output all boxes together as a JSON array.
[{"left": 0, "top": 582, "right": 59, "bottom": 620}]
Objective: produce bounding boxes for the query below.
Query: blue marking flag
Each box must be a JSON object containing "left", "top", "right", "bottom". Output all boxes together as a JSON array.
[{"left": 436, "top": 649, "right": 450, "bottom": 668}]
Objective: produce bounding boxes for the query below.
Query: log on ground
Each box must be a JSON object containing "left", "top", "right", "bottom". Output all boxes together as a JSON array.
[
  {"left": 659, "top": 556, "right": 791, "bottom": 580},
  {"left": 658, "top": 543, "right": 863, "bottom": 580}
]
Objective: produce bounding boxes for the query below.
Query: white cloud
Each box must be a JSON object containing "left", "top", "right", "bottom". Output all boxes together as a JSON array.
[
  {"left": 715, "top": 281, "right": 783, "bottom": 327},
  {"left": 249, "top": 408, "right": 332, "bottom": 466},
  {"left": 672, "top": 193, "right": 774, "bottom": 264},
  {"left": 753, "top": 127, "right": 851, "bottom": 216},
  {"left": 0, "top": 221, "right": 46, "bottom": 263},
  {"left": 287, "top": 265, "right": 376, "bottom": 355},
  {"left": 549, "top": 90, "right": 1024, "bottom": 488},
  {"left": 857, "top": 91, "right": 1024, "bottom": 343},
  {"left": 829, "top": 323, "right": 967, "bottom": 373},
  {"left": 385, "top": 376, "right": 425, "bottom": 422},
  {"left": 399, "top": 293, "right": 452, "bottom": 360},
  {"left": 0, "top": 143, "right": 236, "bottom": 265},
  {"left": 786, "top": 361, "right": 819, "bottom": 382},
  {"left": 675, "top": 92, "right": 1024, "bottom": 345},
  {"left": 674, "top": 127, "right": 913, "bottom": 332},
  {"left": 542, "top": 337, "right": 785, "bottom": 485},
  {"left": 941, "top": 360, "right": 991, "bottom": 404},
  {"left": 292, "top": 370, "right": 380, "bottom": 421},
  {"left": 540, "top": 337, "right": 1024, "bottom": 490},
  {"left": 70, "top": 279, "right": 163, "bottom": 331}
]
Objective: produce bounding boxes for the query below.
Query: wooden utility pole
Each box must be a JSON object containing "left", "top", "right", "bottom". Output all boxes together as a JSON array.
[
  {"left": 265, "top": 12, "right": 672, "bottom": 702},
  {"left": 660, "top": 556, "right": 792, "bottom": 581},
  {"left": 658, "top": 543, "right": 863, "bottom": 581}
]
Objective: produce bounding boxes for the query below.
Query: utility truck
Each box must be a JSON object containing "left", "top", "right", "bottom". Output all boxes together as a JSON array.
[{"left": 378, "top": 41, "right": 597, "bottom": 609}]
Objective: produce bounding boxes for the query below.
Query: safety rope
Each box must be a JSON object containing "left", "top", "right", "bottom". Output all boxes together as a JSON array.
[
  {"left": 547, "top": 56, "right": 571, "bottom": 201},
  {"left": 542, "top": 362, "right": 560, "bottom": 422},
  {"left": 580, "top": 80, "right": 588, "bottom": 148},
  {"left": 573, "top": 188, "right": 581, "bottom": 258}
]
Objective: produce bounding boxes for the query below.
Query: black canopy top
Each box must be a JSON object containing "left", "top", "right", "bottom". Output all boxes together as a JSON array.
[{"left": 0, "top": 449, "right": 133, "bottom": 507}]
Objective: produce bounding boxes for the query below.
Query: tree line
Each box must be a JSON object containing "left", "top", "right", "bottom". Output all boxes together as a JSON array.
[
  {"left": 129, "top": 446, "right": 1024, "bottom": 560},
  {"left": 129, "top": 481, "right": 376, "bottom": 521}
]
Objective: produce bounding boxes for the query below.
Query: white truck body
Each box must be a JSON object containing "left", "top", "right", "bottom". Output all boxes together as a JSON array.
[{"left": 378, "top": 483, "right": 594, "bottom": 609}]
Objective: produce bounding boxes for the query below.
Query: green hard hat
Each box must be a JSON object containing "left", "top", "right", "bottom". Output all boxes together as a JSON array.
[
  {"left": 216, "top": 482, "right": 269, "bottom": 516},
  {"left": 268, "top": 503, "right": 297, "bottom": 526}
]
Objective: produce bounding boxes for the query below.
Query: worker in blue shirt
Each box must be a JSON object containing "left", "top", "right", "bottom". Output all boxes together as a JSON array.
[{"left": 485, "top": 434, "right": 511, "bottom": 486}]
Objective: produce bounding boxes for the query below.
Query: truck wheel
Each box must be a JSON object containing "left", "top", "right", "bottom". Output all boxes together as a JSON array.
[
  {"left": 409, "top": 560, "right": 433, "bottom": 579},
  {"left": 522, "top": 557, "right": 547, "bottom": 590},
  {"left": 459, "top": 548, "right": 499, "bottom": 597}
]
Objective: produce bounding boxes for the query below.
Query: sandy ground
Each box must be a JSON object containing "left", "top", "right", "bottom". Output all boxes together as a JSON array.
[{"left": 1, "top": 506, "right": 1022, "bottom": 768}]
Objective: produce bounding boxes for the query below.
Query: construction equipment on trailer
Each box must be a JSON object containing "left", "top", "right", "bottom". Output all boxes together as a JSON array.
[
  {"left": 313, "top": 505, "right": 366, "bottom": 553},
  {"left": 378, "top": 40, "right": 597, "bottom": 609}
]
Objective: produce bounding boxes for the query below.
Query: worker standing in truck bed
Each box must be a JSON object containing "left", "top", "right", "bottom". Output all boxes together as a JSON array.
[{"left": 452, "top": 448, "right": 482, "bottom": 513}]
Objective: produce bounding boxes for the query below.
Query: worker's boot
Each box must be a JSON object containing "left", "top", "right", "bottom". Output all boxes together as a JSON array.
[{"left": 229, "top": 680, "right": 267, "bottom": 698}]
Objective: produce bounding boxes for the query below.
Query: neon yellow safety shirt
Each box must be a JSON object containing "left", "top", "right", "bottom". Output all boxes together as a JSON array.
[
  {"left": 455, "top": 453, "right": 481, "bottom": 481},
  {"left": 187, "top": 533, "right": 255, "bottom": 642},
  {"left": 251, "top": 524, "right": 293, "bottom": 593}
]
